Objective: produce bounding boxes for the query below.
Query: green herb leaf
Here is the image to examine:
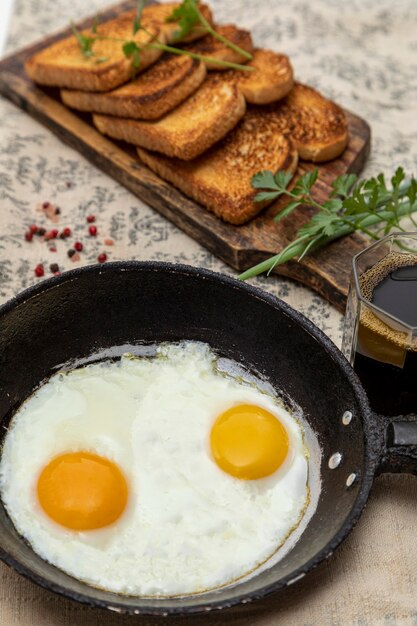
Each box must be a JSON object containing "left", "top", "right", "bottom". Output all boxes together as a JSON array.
[
  {"left": 132, "top": 47, "right": 141, "bottom": 70},
  {"left": 132, "top": 17, "right": 140, "bottom": 34},
  {"left": 122, "top": 40, "right": 141, "bottom": 77},
  {"left": 167, "top": 0, "right": 200, "bottom": 41},
  {"left": 238, "top": 167, "right": 417, "bottom": 281},
  {"left": 166, "top": 0, "right": 252, "bottom": 62},
  {"left": 292, "top": 170, "right": 318, "bottom": 195},
  {"left": 252, "top": 170, "right": 279, "bottom": 191},
  {"left": 71, "top": 22, "right": 96, "bottom": 58},
  {"left": 343, "top": 190, "right": 369, "bottom": 214},
  {"left": 254, "top": 191, "right": 280, "bottom": 203},
  {"left": 274, "top": 170, "right": 294, "bottom": 191},
  {"left": 391, "top": 166, "right": 405, "bottom": 190},
  {"left": 407, "top": 179, "right": 417, "bottom": 206},
  {"left": 133, "top": 0, "right": 146, "bottom": 34},
  {"left": 299, "top": 212, "right": 338, "bottom": 238},
  {"left": 274, "top": 200, "right": 301, "bottom": 221},
  {"left": 122, "top": 40, "right": 138, "bottom": 57},
  {"left": 92, "top": 14, "right": 100, "bottom": 34},
  {"left": 330, "top": 173, "right": 357, "bottom": 198},
  {"left": 322, "top": 198, "right": 343, "bottom": 213}
]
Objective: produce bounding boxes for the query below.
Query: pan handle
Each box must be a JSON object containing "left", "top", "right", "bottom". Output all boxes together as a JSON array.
[{"left": 378, "top": 414, "right": 417, "bottom": 475}]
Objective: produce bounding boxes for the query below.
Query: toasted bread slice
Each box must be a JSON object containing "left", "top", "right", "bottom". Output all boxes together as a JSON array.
[
  {"left": 184, "top": 25, "right": 253, "bottom": 70},
  {"left": 137, "top": 107, "right": 298, "bottom": 224},
  {"left": 272, "top": 83, "right": 349, "bottom": 162},
  {"left": 226, "top": 48, "right": 293, "bottom": 104},
  {"left": 61, "top": 55, "right": 206, "bottom": 120},
  {"left": 93, "top": 75, "right": 246, "bottom": 160},
  {"left": 141, "top": 3, "right": 214, "bottom": 43},
  {"left": 61, "top": 47, "right": 292, "bottom": 120},
  {"left": 25, "top": 13, "right": 163, "bottom": 91}
]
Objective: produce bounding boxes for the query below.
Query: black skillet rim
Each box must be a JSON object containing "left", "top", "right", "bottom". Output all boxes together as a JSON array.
[{"left": 0, "top": 261, "right": 376, "bottom": 616}]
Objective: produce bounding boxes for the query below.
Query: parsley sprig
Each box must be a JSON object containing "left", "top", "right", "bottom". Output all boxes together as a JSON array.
[
  {"left": 70, "top": 23, "right": 95, "bottom": 58},
  {"left": 239, "top": 167, "right": 417, "bottom": 280},
  {"left": 167, "top": 0, "right": 252, "bottom": 60},
  {"left": 133, "top": 0, "right": 146, "bottom": 35},
  {"left": 168, "top": 0, "right": 201, "bottom": 39},
  {"left": 71, "top": 0, "right": 254, "bottom": 75}
]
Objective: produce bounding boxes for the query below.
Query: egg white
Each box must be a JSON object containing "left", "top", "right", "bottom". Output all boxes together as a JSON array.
[{"left": 0, "top": 342, "right": 311, "bottom": 596}]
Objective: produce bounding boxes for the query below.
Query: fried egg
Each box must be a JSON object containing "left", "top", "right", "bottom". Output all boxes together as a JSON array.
[{"left": 0, "top": 342, "right": 318, "bottom": 596}]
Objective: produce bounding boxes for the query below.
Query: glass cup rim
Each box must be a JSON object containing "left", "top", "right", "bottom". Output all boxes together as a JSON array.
[{"left": 352, "top": 231, "right": 417, "bottom": 332}]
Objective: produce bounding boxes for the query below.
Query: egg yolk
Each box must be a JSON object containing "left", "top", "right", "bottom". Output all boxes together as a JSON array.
[
  {"left": 210, "top": 404, "right": 289, "bottom": 480},
  {"left": 37, "top": 452, "right": 128, "bottom": 530}
]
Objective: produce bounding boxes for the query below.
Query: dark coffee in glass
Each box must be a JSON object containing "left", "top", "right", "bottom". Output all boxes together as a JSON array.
[{"left": 342, "top": 234, "right": 417, "bottom": 416}]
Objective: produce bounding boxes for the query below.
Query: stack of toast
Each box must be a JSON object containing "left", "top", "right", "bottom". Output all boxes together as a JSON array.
[{"left": 26, "top": 2, "right": 349, "bottom": 225}]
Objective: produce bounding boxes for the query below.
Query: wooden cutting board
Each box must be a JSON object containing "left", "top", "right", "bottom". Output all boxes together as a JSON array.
[{"left": 0, "top": 1, "right": 371, "bottom": 312}]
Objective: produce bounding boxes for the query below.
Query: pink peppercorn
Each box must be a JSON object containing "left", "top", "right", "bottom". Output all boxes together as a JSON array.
[
  {"left": 30, "top": 224, "right": 38, "bottom": 234},
  {"left": 34, "top": 264, "right": 44, "bottom": 277},
  {"left": 89, "top": 225, "right": 97, "bottom": 236},
  {"left": 97, "top": 253, "right": 107, "bottom": 263},
  {"left": 51, "top": 229, "right": 59, "bottom": 238},
  {"left": 74, "top": 241, "right": 83, "bottom": 252},
  {"left": 25, "top": 231, "right": 33, "bottom": 242},
  {"left": 62, "top": 227, "right": 71, "bottom": 237},
  {"left": 86, "top": 215, "right": 96, "bottom": 223}
]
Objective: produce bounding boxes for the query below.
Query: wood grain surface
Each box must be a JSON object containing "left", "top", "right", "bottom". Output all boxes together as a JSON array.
[{"left": 0, "top": 1, "right": 371, "bottom": 312}]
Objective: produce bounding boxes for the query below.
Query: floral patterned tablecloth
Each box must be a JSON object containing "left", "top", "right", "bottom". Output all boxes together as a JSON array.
[{"left": 0, "top": 1, "right": 416, "bottom": 624}]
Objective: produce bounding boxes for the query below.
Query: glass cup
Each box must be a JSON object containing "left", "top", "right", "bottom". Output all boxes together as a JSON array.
[{"left": 342, "top": 232, "right": 417, "bottom": 416}]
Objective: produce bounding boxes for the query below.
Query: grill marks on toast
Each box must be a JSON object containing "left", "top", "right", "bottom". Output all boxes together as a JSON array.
[
  {"left": 225, "top": 49, "right": 294, "bottom": 104},
  {"left": 61, "top": 55, "right": 206, "bottom": 120},
  {"left": 137, "top": 107, "right": 298, "bottom": 224},
  {"left": 93, "top": 75, "right": 246, "bottom": 160},
  {"left": 25, "top": 14, "right": 164, "bottom": 92},
  {"left": 183, "top": 25, "right": 253, "bottom": 69}
]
